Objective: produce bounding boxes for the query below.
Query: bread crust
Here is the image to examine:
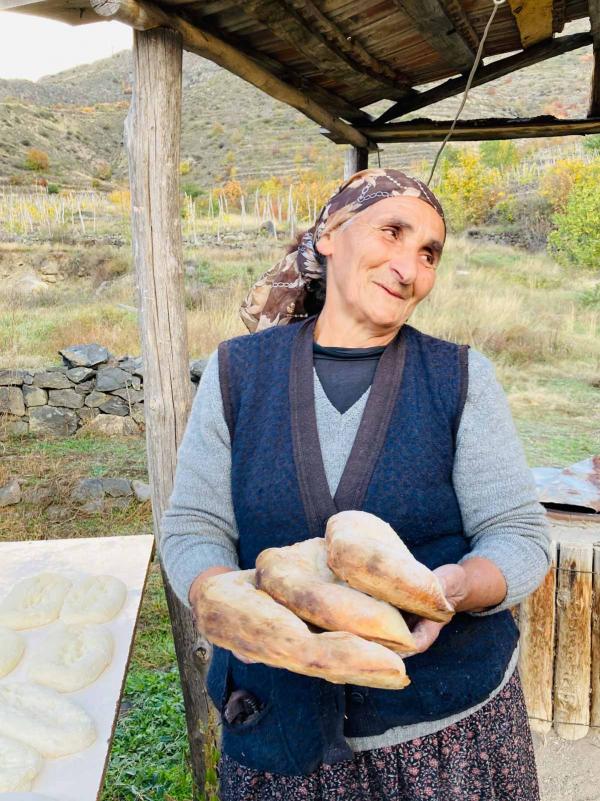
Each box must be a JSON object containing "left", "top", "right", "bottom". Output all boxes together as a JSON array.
[
  {"left": 255, "top": 538, "right": 415, "bottom": 653},
  {"left": 194, "top": 569, "right": 410, "bottom": 689},
  {"left": 326, "top": 511, "right": 454, "bottom": 623}
]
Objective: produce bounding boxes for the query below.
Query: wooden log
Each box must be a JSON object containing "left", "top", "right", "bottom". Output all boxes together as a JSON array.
[
  {"left": 507, "top": 0, "right": 553, "bottom": 48},
  {"left": 553, "top": 541, "right": 594, "bottom": 740},
  {"left": 125, "top": 27, "right": 210, "bottom": 798},
  {"left": 89, "top": 0, "right": 370, "bottom": 148},
  {"left": 348, "top": 115, "right": 600, "bottom": 144},
  {"left": 344, "top": 146, "right": 369, "bottom": 179},
  {"left": 589, "top": 1, "right": 600, "bottom": 117},
  {"left": 518, "top": 540, "right": 557, "bottom": 734},
  {"left": 591, "top": 544, "right": 600, "bottom": 738},
  {"left": 374, "top": 31, "right": 592, "bottom": 124},
  {"left": 390, "top": 0, "right": 475, "bottom": 71}
]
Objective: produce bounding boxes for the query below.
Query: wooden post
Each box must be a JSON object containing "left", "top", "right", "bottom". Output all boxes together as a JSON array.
[
  {"left": 518, "top": 540, "right": 557, "bottom": 733},
  {"left": 589, "top": 1, "right": 600, "bottom": 117},
  {"left": 591, "top": 544, "right": 600, "bottom": 738},
  {"left": 344, "top": 146, "right": 369, "bottom": 179},
  {"left": 553, "top": 542, "right": 594, "bottom": 740},
  {"left": 125, "top": 27, "right": 210, "bottom": 798}
]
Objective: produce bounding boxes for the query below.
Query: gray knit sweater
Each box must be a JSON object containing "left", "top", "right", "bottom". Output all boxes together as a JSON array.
[{"left": 159, "top": 343, "right": 550, "bottom": 751}]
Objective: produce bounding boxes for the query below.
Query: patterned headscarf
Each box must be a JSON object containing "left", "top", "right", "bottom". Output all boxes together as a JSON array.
[{"left": 240, "top": 168, "right": 445, "bottom": 333}]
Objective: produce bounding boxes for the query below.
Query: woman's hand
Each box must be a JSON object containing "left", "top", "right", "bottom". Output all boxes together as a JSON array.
[{"left": 403, "top": 563, "right": 470, "bottom": 656}]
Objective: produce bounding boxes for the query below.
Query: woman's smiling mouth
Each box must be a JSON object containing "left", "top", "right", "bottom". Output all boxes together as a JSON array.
[{"left": 374, "top": 282, "right": 405, "bottom": 300}]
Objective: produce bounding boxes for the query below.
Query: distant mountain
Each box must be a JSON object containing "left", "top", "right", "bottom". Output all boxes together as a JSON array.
[{"left": 0, "top": 19, "right": 593, "bottom": 190}]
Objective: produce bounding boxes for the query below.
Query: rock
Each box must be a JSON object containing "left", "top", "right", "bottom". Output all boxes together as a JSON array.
[
  {"left": 22, "top": 372, "right": 34, "bottom": 385},
  {"left": 41, "top": 274, "right": 58, "bottom": 283},
  {"left": 80, "top": 498, "right": 105, "bottom": 514},
  {"left": 46, "top": 504, "right": 71, "bottom": 523},
  {"left": 29, "top": 406, "right": 78, "bottom": 436},
  {"left": 73, "top": 379, "right": 95, "bottom": 394},
  {"left": 101, "top": 477, "right": 132, "bottom": 497},
  {"left": 15, "top": 271, "right": 49, "bottom": 294},
  {"left": 0, "top": 418, "right": 29, "bottom": 437},
  {"left": 77, "top": 407, "right": 100, "bottom": 424},
  {"left": 39, "top": 261, "right": 60, "bottom": 275},
  {"left": 99, "top": 396, "right": 130, "bottom": 416},
  {"left": 118, "top": 356, "right": 143, "bottom": 376},
  {"left": 59, "top": 344, "right": 110, "bottom": 368},
  {"left": 22, "top": 482, "right": 55, "bottom": 507},
  {"left": 0, "top": 369, "right": 26, "bottom": 386},
  {"left": 131, "top": 403, "right": 145, "bottom": 426},
  {"left": 71, "top": 478, "right": 104, "bottom": 503},
  {"left": 67, "top": 367, "right": 96, "bottom": 383},
  {"left": 85, "top": 390, "right": 111, "bottom": 408},
  {"left": 96, "top": 367, "right": 135, "bottom": 392},
  {"left": 32, "top": 371, "right": 71, "bottom": 389},
  {"left": 190, "top": 359, "right": 208, "bottom": 383},
  {"left": 79, "top": 414, "right": 140, "bottom": 436},
  {"left": 105, "top": 496, "right": 132, "bottom": 511},
  {"left": 112, "top": 387, "right": 144, "bottom": 403},
  {"left": 23, "top": 385, "right": 47, "bottom": 407},
  {"left": 260, "top": 220, "right": 276, "bottom": 236},
  {"left": 0, "top": 387, "right": 25, "bottom": 416},
  {"left": 0, "top": 479, "right": 21, "bottom": 507},
  {"left": 132, "top": 480, "right": 151, "bottom": 503},
  {"left": 48, "top": 389, "right": 85, "bottom": 409}
]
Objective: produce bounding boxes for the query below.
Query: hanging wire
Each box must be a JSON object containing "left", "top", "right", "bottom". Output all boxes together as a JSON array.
[{"left": 426, "top": 0, "right": 507, "bottom": 186}]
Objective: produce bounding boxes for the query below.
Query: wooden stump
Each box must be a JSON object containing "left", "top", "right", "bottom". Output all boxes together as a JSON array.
[
  {"left": 553, "top": 541, "right": 594, "bottom": 740},
  {"left": 519, "top": 539, "right": 557, "bottom": 733}
]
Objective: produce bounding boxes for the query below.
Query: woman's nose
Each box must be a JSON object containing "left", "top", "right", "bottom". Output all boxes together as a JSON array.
[{"left": 389, "top": 258, "right": 418, "bottom": 285}]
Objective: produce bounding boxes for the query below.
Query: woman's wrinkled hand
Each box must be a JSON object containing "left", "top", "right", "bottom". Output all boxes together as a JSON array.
[{"left": 401, "top": 563, "right": 470, "bottom": 657}]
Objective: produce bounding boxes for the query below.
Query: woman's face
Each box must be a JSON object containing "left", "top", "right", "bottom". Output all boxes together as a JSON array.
[{"left": 316, "top": 195, "right": 445, "bottom": 333}]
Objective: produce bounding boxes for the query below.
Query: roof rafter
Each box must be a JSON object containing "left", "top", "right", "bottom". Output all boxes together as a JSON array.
[
  {"left": 552, "top": 0, "right": 567, "bottom": 33},
  {"left": 89, "top": 0, "right": 373, "bottom": 148},
  {"left": 438, "top": 0, "right": 479, "bottom": 55},
  {"left": 390, "top": 0, "right": 476, "bottom": 72},
  {"left": 374, "top": 30, "right": 592, "bottom": 124}
]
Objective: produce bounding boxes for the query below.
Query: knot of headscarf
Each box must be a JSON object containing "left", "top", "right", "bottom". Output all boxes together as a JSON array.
[{"left": 240, "top": 168, "right": 445, "bottom": 333}]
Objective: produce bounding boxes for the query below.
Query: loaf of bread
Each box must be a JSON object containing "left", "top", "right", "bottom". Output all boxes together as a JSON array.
[
  {"left": 255, "top": 537, "right": 415, "bottom": 653},
  {"left": 326, "top": 510, "right": 454, "bottom": 622},
  {"left": 194, "top": 569, "right": 410, "bottom": 689}
]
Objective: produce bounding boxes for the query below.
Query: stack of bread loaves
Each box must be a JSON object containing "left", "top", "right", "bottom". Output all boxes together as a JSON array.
[{"left": 193, "top": 510, "right": 454, "bottom": 690}]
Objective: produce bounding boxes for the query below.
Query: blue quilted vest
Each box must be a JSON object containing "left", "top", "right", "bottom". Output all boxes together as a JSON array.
[{"left": 206, "top": 315, "right": 519, "bottom": 776}]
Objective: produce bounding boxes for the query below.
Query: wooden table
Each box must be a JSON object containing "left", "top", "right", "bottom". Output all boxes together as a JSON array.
[{"left": 0, "top": 535, "right": 155, "bottom": 800}]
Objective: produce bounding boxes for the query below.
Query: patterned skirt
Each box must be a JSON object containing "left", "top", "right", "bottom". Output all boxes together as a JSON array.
[{"left": 218, "top": 669, "right": 540, "bottom": 801}]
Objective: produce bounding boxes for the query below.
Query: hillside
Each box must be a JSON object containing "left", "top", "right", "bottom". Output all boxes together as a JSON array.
[{"left": 0, "top": 19, "right": 594, "bottom": 189}]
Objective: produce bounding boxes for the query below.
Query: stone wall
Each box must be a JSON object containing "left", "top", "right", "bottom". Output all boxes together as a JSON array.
[{"left": 0, "top": 344, "right": 206, "bottom": 438}]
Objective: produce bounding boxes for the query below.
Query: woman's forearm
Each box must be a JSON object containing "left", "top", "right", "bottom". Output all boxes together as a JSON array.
[{"left": 452, "top": 556, "right": 507, "bottom": 613}]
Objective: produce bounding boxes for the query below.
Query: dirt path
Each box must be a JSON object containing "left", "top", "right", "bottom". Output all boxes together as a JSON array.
[{"left": 534, "top": 731, "right": 600, "bottom": 801}]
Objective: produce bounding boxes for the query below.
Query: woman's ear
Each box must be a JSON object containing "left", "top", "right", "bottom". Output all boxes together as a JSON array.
[{"left": 315, "top": 233, "right": 333, "bottom": 258}]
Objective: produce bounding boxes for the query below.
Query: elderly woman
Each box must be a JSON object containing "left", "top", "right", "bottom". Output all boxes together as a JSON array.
[{"left": 160, "top": 168, "right": 550, "bottom": 801}]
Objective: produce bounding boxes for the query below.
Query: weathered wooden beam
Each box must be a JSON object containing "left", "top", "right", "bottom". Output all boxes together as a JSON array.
[
  {"left": 439, "top": 0, "right": 479, "bottom": 55},
  {"left": 343, "top": 146, "right": 369, "bottom": 179},
  {"left": 507, "top": 0, "right": 553, "bottom": 48},
  {"left": 589, "top": 0, "right": 600, "bottom": 117},
  {"left": 285, "top": 0, "right": 412, "bottom": 92},
  {"left": 125, "top": 27, "right": 210, "bottom": 798},
  {"left": 89, "top": 0, "right": 371, "bottom": 148},
  {"left": 390, "top": 0, "right": 475, "bottom": 71},
  {"left": 351, "top": 115, "right": 600, "bottom": 143},
  {"left": 374, "top": 31, "right": 592, "bottom": 125},
  {"left": 552, "top": 0, "right": 567, "bottom": 33}
]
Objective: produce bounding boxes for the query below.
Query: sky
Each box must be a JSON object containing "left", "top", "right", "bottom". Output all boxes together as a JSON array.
[{"left": 0, "top": 11, "right": 132, "bottom": 81}]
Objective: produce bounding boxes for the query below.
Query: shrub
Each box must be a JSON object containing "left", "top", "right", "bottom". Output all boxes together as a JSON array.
[
  {"left": 182, "top": 183, "right": 202, "bottom": 199},
  {"left": 479, "top": 140, "right": 520, "bottom": 171},
  {"left": 435, "top": 150, "right": 500, "bottom": 231},
  {"left": 179, "top": 160, "right": 191, "bottom": 176},
  {"left": 583, "top": 134, "right": 600, "bottom": 154},
  {"left": 539, "top": 158, "right": 586, "bottom": 212},
  {"left": 47, "top": 183, "right": 60, "bottom": 195},
  {"left": 548, "top": 164, "right": 600, "bottom": 270},
  {"left": 93, "top": 160, "right": 112, "bottom": 181},
  {"left": 24, "top": 147, "right": 49, "bottom": 171}
]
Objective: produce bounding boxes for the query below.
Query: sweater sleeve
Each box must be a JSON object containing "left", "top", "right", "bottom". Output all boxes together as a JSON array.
[
  {"left": 159, "top": 348, "right": 239, "bottom": 609},
  {"left": 453, "top": 349, "right": 552, "bottom": 616}
]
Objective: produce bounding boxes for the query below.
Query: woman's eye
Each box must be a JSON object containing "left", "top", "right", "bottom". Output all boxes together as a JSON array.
[{"left": 383, "top": 227, "right": 399, "bottom": 238}]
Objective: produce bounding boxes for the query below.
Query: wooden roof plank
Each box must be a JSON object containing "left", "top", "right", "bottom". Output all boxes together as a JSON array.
[
  {"left": 390, "top": 0, "right": 476, "bottom": 71},
  {"left": 353, "top": 114, "right": 600, "bottom": 142},
  {"left": 589, "top": 0, "right": 600, "bottom": 116},
  {"left": 375, "top": 29, "right": 592, "bottom": 123},
  {"left": 507, "top": 0, "right": 554, "bottom": 48},
  {"left": 89, "top": 0, "right": 373, "bottom": 147}
]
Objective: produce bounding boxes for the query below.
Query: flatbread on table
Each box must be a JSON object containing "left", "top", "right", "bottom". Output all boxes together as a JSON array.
[
  {"left": 28, "top": 624, "right": 113, "bottom": 693},
  {"left": 0, "top": 735, "right": 43, "bottom": 793},
  {"left": 326, "top": 510, "right": 454, "bottom": 623},
  {"left": 0, "top": 574, "right": 72, "bottom": 630},
  {"left": 256, "top": 537, "right": 415, "bottom": 653},
  {"left": 0, "top": 682, "right": 96, "bottom": 758},
  {"left": 60, "top": 575, "right": 127, "bottom": 624},
  {"left": 194, "top": 568, "right": 409, "bottom": 689},
  {"left": 0, "top": 626, "right": 25, "bottom": 678}
]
